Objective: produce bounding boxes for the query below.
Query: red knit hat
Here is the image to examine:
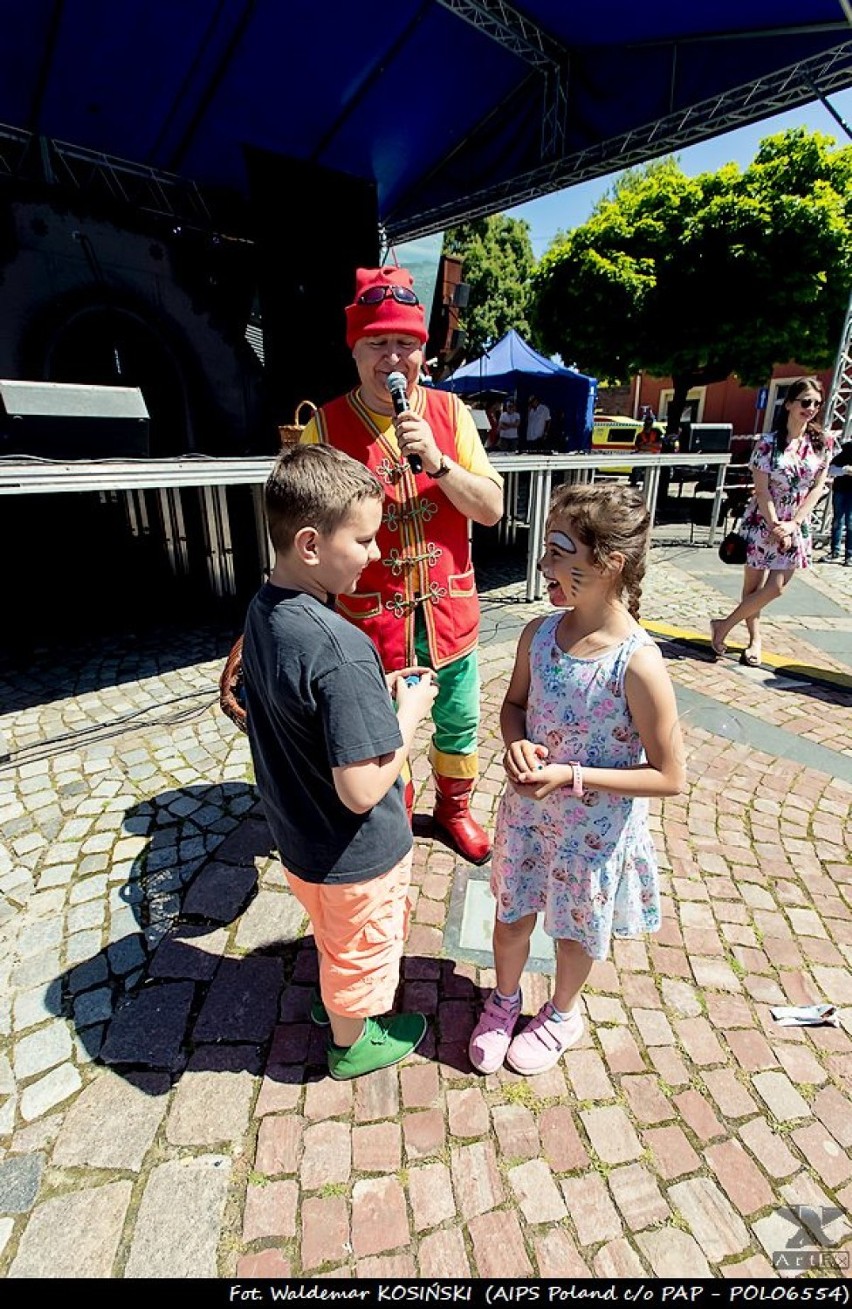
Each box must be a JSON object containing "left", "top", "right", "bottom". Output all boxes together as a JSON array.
[{"left": 345, "top": 266, "right": 428, "bottom": 349}]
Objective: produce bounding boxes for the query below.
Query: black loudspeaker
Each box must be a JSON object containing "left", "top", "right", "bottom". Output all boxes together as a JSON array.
[
  {"left": 245, "top": 150, "right": 380, "bottom": 432},
  {"left": 0, "top": 380, "right": 150, "bottom": 458},
  {"left": 679, "top": 422, "right": 733, "bottom": 454},
  {"left": 453, "top": 282, "right": 471, "bottom": 308}
]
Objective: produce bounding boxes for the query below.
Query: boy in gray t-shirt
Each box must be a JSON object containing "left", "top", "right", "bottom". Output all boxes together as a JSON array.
[{"left": 242, "top": 445, "right": 437, "bottom": 1079}]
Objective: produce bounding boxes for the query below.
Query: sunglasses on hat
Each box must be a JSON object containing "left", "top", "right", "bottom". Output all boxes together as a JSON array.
[{"left": 357, "top": 285, "right": 420, "bottom": 306}]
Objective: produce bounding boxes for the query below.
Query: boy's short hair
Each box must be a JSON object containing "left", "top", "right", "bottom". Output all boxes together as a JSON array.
[{"left": 265, "top": 444, "right": 383, "bottom": 554}]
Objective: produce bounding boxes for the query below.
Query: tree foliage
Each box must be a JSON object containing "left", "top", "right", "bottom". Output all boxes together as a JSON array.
[
  {"left": 530, "top": 129, "right": 852, "bottom": 428},
  {"left": 443, "top": 214, "right": 539, "bottom": 357}
]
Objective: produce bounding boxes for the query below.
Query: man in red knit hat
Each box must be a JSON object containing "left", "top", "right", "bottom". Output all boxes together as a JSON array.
[{"left": 300, "top": 265, "right": 503, "bottom": 864}]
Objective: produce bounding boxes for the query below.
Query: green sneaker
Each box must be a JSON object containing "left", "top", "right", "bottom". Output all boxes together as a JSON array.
[
  {"left": 327, "top": 1013, "right": 428, "bottom": 1081},
  {"left": 310, "top": 990, "right": 330, "bottom": 1026}
]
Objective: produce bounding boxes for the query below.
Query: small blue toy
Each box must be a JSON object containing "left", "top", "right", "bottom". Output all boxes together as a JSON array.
[{"left": 404, "top": 675, "right": 421, "bottom": 686}]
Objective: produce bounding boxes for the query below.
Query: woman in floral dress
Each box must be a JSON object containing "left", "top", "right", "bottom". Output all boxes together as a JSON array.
[{"left": 710, "top": 377, "right": 834, "bottom": 667}]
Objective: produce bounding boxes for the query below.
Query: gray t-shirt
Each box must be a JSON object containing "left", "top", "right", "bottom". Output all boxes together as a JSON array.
[{"left": 242, "top": 584, "right": 411, "bottom": 884}]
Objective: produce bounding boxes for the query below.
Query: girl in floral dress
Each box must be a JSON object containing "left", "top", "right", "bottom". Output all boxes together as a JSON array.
[
  {"left": 469, "top": 484, "right": 686, "bottom": 1076},
  {"left": 710, "top": 377, "right": 834, "bottom": 667}
]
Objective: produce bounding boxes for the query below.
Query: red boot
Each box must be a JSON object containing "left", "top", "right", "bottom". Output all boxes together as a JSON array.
[
  {"left": 432, "top": 775, "right": 492, "bottom": 865},
  {"left": 403, "top": 779, "right": 415, "bottom": 828}
]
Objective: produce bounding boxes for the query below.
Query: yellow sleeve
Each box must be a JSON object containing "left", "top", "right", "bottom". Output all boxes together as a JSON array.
[
  {"left": 299, "top": 416, "right": 321, "bottom": 445},
  {"left": 453, "top": 400, "right": 503, "bottom": 486}
]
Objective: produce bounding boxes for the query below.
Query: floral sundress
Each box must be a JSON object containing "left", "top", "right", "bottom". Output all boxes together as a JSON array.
[
  {"left": 490, "top": 613, "right": 660, "bottom": 962},
  {"left": 740, "top": 431, "right": 833, "bottom": 571}
]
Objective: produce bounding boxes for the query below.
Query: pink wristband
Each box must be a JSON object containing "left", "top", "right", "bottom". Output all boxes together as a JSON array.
[{"left": 570, "top": 762, "right": 583, "bottom": 797}]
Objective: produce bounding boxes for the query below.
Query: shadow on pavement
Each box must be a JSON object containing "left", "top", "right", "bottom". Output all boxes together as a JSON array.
[{"left": 46, "top": 782, "right": 486, "bottom": 1091}]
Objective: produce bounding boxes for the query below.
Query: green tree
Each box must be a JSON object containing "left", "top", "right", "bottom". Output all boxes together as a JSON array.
[
  {"left": 442, "top": 214, "right": 538, "bottom": 357},
  {"left": 531, "top": 130, "right": 852, "bottom": 431}
]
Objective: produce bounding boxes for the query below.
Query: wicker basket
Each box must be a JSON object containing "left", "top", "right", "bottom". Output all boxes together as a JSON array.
[
  {"left": 219, "top": 635, "right": 247, "bottom": 733},
  {"left": 278, "top": 399, "right": 317, "bottom": 448}
]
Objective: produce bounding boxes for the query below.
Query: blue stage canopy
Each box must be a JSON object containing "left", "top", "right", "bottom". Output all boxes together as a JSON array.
[
  {"left": 0, "top": 4, "right": 850, "bottom": 240},
  {"left": 439, "top": 330, "right": 597, "bottom": 451}
]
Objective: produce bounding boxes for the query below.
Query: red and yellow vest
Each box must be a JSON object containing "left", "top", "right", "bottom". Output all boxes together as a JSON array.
[{"left": 314, "top": 387, "right": 480, "bottom": 671}]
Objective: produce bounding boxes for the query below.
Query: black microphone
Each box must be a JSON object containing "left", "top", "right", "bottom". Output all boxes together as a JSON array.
[{"left": 387, "top": 371, "right": 422, "bottom": 474}]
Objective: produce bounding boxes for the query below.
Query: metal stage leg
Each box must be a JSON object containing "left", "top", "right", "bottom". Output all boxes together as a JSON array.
[
  {"left": 526, "top": 468, "right": 552, "bottom": 602},
  {"left": 157, "top": 488, "right": 190, "bottom": 577},
  {"left": 199, "top": 485, "right": 236, "bottom": 598},
  {"left": 253, "top": 485, "right": 273, "bottom": 578},
  {"left": 708, "top": 464, "right": 727, "bottom": 547},
  {"left": 123, "top": 490, "right": 151, "bottom": 539},
  {"left": 643, "top": 465, "right": 661, "bottom": 526}
]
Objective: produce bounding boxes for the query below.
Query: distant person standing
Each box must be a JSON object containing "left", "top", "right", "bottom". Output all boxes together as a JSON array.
[
  {"left": 827, "top": 438, "right": 852, "bottom": 564},
  {"left": 525, "top": 395, "right": 551, "bottom": 453},
  {"left": 497, "top": 399, "right": 521, "bottom": 452}
]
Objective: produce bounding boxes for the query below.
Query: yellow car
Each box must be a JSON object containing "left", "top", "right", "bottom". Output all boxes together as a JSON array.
[{"left": 591, "top": 415, "right": 668, "bottom": 474}]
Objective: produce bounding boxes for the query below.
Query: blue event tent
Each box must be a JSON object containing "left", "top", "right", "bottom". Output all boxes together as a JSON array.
[{"left": 438, "top": 330, "right": 596, "bottom": 452}]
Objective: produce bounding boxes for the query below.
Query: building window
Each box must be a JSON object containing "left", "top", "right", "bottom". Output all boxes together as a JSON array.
[{"left": 657, "top": 387, "right": 706, "bottom": 423}]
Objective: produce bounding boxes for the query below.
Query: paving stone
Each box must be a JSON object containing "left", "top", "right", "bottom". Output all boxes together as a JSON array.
[
  {"left": 149, "top": 925, "right": 228, "bottom": 980},
  {"left": 774, "top": 1043, "right": 828, "bottom": 1086},
  {"left": 168, "top": 1045, "right": 261, "bottom": 1147},
  {"left": 234, "top": 888, "right": 306, "bottom": 951},
  {"left": 633, "top": 1007, "right": 675, "bottom": 1046},
  {"left": 242, "top": 1179, "right": 298, "bottom": 1241},
  {"left": 508, "top": 1158, "right": 567, "bottom": 1224},
  {"left": 668, "top": 1176, "right": 751, "bottom": 1261},
  {"left": 19, "top": 1062, "right": 82, "bottom": 1121},
  {"left": 450, "top": 1141, "right": 504, "bottom": 1219},
  {"left": 701, "top": 1068, "right": 760, "bottom": 1119},
  {"left": 404, "top": 1109, "right": 445, "bottom": 1161},
  {"left": 592, "top": 1237, "right": 648, "bottom": 1278},
  {"left": 599, "top": 1024, "right": 646, "bottom": 1073},
  {"left": 399, "top": 1062, "right": 440, "bottom": 1109},
  {"left": 352, "top": 1121, "right": 401, "bottom": 1173},
  {"left": 255, "top": 1114, "right": 303, "bottom": 1174},
  {"left": 408, "top": 1162, "right": 456, "bottom": 1232},
  {"left": 705, "top": 1138, "right": 776, "bottom": 1214},
  {"left": 418, "top": 1228, "right": 471, "bottom": 1277},
  {"left": 9, "top": 1180, "right": 133, "bottom": 1277},
  {"left": 254, "top": 1066, "right": 302, "bottom": 1116},
  {"left": 673, "top": 1089, "right": 726, "bottom": 1142},
  {"left": 532, "top": 1228, "right": 591, "bottom": 1276},
  {"left": 812, "top": 1085, "right": 852, "bottom": 1146},
  {"left": 539, "top": 1105, "right": 590, "bottom": 1172},
  {"left": 354, "top": 1067, "right": 399, "bottom": 1122},
  {"left": 99, "top": 980, "right": 194, "bottom": 1069},
  {"left": 752, "top": 1208, "right": 810, "bottom": 1271},
  {"left": 193, "top": 955, "right": 282, "bottom": 1043},
  {"left": 780, "top": 1173, "right": 852, "bottom": 1246},
  {"left": 52, "top": 1070, "right": 169, "bottom": 1169},
  {"left": 301, "top": 1120, "right": 352, "bottom": 1189},
  {"left": 608, "top": 1163, "right": 670, "bottom": 1231},
  {"left": 636, "top": 1228, "right": 712, "bottom": 1278},
  {"left": 13, "top": 1020, "right": 74, "bottom": 1079},
  {"left": 648, "top": 1045, "right": 691, "bottom": 1086},
  {"left": 352, "top": 1176, "right": 410, "bottom": 1258},
  {"left": 621, "top": 1073, "right": 675, "bottom": 1124},
  {"left": 738, "top": 1117, "right": 801, "bottom": 1179},
  {"left": 790, "top": 1122, "right": 852, "bottom": 1189},
  {"left": 580, "top": 1106, "right": 643, "bottom": 1164},
  {"left": 752, "top": 1070, "right": 813, "bottom": 1122},
  {"left": 725, "top": 1027, "right": 778, "bottom": 1072},
  {"left": 567, "top": 1049, "right": 615, "bottom": 1101},
  {"left": 0, "top": 1152, "right": 44, "bottom": 1213},
  {"left": 468, "top": 1210, "right": 533, "bottom": 1278},
  {"left": 356, "top": 1252, "right": 417, "bottom": 1277},
  {"left": 642, "top": 1125, "right": 701, "bottom": 1180},
  {"left": 180, "top": 859, "right": 256, "bottom": 921},
  {"left": 491, "top": 1103, "right": 540, "bottom": 1159},
  {"left": 447, "top": 1086, "right": 489, "bottom": 1138},
  {"left": 236, "top": 1249, "right": 292, "bottom": 1278},
  {"left": 300, "top": 1195, "right": 350, "bottom": 1272},
  {"left": 562, "top": 1173, "right": 622, "bottom": 1245},
  {"left": 676, "top": 1015, "right": 727, "bottom": 1065}
]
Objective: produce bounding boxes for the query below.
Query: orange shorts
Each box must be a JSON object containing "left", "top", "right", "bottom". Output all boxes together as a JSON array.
[{"left": 285, "top": 850, "right": 413, "bottom": 1019}]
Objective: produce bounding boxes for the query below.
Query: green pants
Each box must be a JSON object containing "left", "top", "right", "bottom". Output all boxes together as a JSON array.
[{"left": 415, "top": 616, "right": 480, "bottom": 778}]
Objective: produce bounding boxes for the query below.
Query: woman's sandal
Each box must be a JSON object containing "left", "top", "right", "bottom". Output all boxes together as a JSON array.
[
  {"left": 709, "top": 620, "right": 728, "bottom": 658},
  {"left": 739, "top": 646, "right": 762, "bottom": 668}
]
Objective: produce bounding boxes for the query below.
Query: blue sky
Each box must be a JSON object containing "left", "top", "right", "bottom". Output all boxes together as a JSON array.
[{"left": 507, "top": 89, "right": 852, "bottom": 255}]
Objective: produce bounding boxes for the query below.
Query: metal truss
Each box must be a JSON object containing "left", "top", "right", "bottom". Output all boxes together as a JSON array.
[
  {"left": 813, "top": 284, "right": 852, "bottom": 542},
  {"left": 435, "top": 0, "right": 568, "bottom": 157},
  {"left": 0, "top": 124, "right": 216, "bottom": 231},
  {"left": 386, "top": 38, "right": 852, "bottom": 242}
]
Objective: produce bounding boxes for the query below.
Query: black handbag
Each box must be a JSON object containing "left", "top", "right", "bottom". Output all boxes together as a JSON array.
[{"left": 718, "top": 530, "right": 748, "bottom": 565}]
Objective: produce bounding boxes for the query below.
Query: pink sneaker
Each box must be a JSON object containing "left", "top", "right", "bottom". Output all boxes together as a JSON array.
[
  {"left": 506, "top": 1000, "right": 583, "bottom": 1075},
  {"left": 468, "top": 989, "right": 522, "bottom": 1074}
]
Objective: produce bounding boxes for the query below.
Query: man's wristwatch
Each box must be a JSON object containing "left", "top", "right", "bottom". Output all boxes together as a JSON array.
[{"left": 429, "top": 454, "right": 452, "bottom": 480}]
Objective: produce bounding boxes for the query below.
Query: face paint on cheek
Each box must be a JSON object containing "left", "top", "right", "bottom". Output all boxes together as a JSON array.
[
  {"left": 568, "top": 568, "right": 585, "bottom": 595},
  {"left": 548, "top": 530, "right": 576, "bottom": 554}
]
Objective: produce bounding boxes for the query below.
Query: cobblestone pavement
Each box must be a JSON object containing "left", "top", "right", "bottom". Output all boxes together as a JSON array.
[{"left": 1, "top": 536, "right": 851, "bottom": 1280}]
